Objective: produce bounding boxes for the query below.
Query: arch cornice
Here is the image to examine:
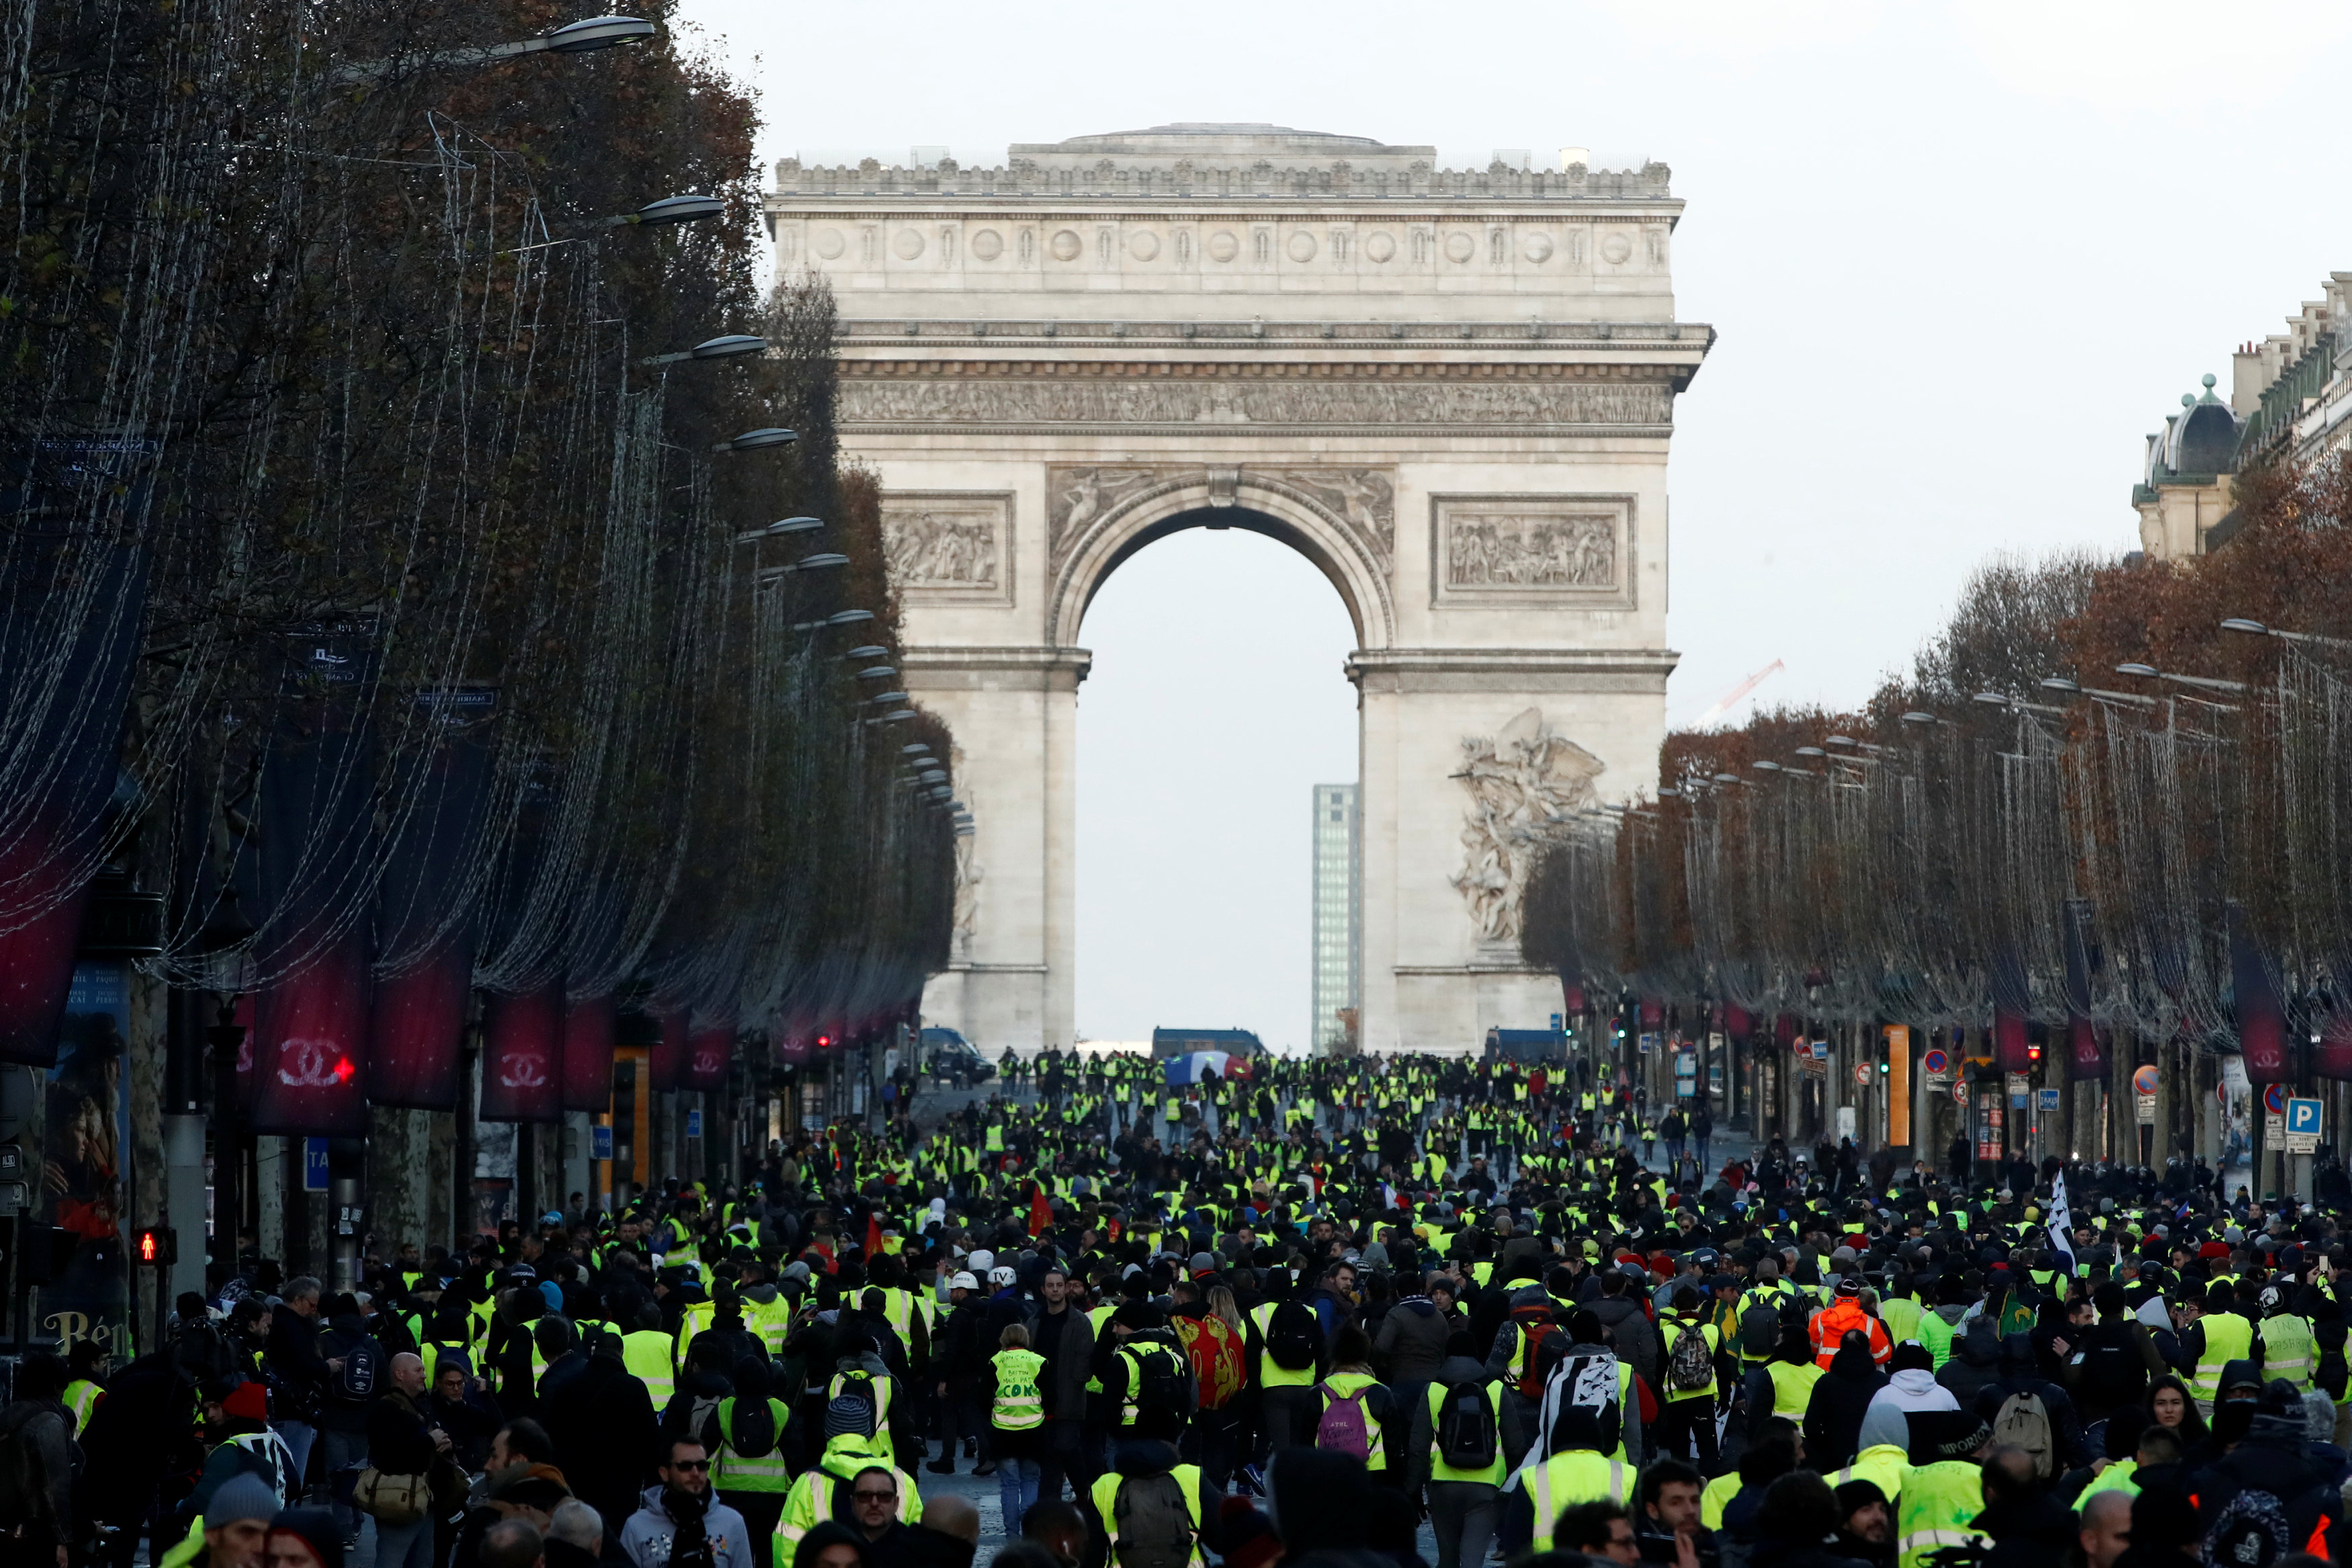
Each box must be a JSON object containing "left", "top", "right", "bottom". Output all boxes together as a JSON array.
[{"left": 1045, "top": 466, "right": 1398, "bottom": 649}]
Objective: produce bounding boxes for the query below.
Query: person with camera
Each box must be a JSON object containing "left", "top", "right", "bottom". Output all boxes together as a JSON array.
[{"left": 621, "top": 1438, "right": 753, "bottom": 1568}]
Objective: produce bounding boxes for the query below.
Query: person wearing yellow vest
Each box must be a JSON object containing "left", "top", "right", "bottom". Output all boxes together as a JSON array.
[
  {"left": 1736, "top": 1321, "right": 1824, "bottom": 1449},
  {"left": 1409, "top": 1356, "right": 1524, "bottom": 1568},
  {"left": 774, "top": 1433, "right": 922, "bottom": 1549},
  {"left": 1497, "top": 1410, "right": 1631, "bottom": 1555},
  {"left": 1090, "top": 1446, "right": 1208, "bottom": 1568},
  {"left": 2181, "top": 1282, "right": 2253, "bottom": 1417},
  {"left": 1247, "top": 1287, "right": 1325, "bottom": 1462},
  {"left": 1312, "top": 1328, "right": 1394, "bottom": 1471},
  {"left": 982, "top": 1324, "right": 1047, "bottom": 1537},
  {"left": 2257, "top": 1289, "right": 2316, "bottom": 1391},
  {"left": 1895, "top": 1409, "right": 1991, "bottom": 1568},
  {"left": 1653, "top": 1287, "right": 1722, "bottom": 1471},
  {"left": 61, "top": 1364, "right": 104, "bottom": 1438},
  {"left": 621, "top": 1305, "right": 678, "bottom": 1412},
  {"left": 711, "top": 1362, "right": 794, "bottom": 1568}
]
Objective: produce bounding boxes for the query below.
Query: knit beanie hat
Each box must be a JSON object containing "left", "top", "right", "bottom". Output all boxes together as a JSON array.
[{"left": 207, "top": 1475, "right": 280, "bottom": 1528}]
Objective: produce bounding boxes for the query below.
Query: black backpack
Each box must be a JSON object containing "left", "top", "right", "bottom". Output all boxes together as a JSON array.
[
  {"left": 726, "top": 1397, "right": 784, "bottom": 1459},
  {"left": 1109, "top": 1471, "right": 1199, "bottom": 1568},
  {"left": 1266, "top": 1302, "right": 1322, "bottom": 1373},
  {"left": 0, "top": 1406, "right": 56, "bottom": 1532},
  {"left": 330, "top": 1337, "right": 380, "bottom": 1405},
  {"left": 1131, "top": 1344, "right": 1198, "bottom": 1421},
  {"left": 1435, "top": 1381, "right": 1499, "bottom": 1471}
]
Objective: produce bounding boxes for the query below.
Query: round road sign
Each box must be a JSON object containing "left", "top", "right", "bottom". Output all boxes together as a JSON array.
[
  {"left": 2265, "top": 1084, "right": 2288, "bottom": 1115},
  {"left": 2132, "top": 1064, "right": 2159, "bottom": 1096},
  {"left": 1923, "top": 1047, "right": 1949, "bottom": 1076},
  {"left": 1951, "top": 1080, "right": 1970, "bottom": 1106}
]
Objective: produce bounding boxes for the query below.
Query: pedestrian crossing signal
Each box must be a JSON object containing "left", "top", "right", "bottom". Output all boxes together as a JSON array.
[{"left": 135, "top": 1226, "right": 177, "bottom": 1266}]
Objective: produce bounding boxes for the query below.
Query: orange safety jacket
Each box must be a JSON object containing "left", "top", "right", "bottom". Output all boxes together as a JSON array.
[{"left": 1808, "top": 1300, "right": 1893, "bottom": 1369}]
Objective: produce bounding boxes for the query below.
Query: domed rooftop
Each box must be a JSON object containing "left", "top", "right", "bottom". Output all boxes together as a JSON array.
[{"left": 2167, "top": 374, "right": 2240, "bottom": 477}]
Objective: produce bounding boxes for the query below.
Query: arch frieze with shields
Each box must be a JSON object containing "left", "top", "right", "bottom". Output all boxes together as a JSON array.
[{"left": 1044, "top": 464, "right": 1400, "bottom": 648}]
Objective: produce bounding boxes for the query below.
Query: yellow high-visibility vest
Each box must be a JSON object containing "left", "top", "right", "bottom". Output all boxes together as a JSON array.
[
  {"left": 991, "top": 1348, "right": 1046, "bottom": 1431},
  {"left": 2189, "top": 1312, "right": 2253, "bottom": 1415},
  {"left": 622, "top": 1329, "right": 676, "bottom": 1408},
  {"left": 1521, "top": 1451, "right": 1629, "bottom": 1548},
  {"left": 1896, "top": 1461, "right": 1986, "bottom": 1568},
  {"left": 712, "top": 1397, "right": 793, "bottom": 1492}
]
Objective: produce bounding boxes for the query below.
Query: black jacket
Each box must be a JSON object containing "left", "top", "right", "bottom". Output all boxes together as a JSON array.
[
  {"left": 1974, "top": 1490, "right": 2075, "bottom": 1568},
  {"left": 364, "top": 1388, "right": 439, "bottom": 1475},
  {"left": 1804, "top": 1342, "right": 1886, "bottom": 1472},
  {"left": 1937, "top": 1317, "right": 2005, "bottom": 1409}
]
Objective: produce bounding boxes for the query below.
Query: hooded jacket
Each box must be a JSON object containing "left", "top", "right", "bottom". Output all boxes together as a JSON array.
[
  {"left": 1589, "top": 1291, "right": 1662, "bottom": 1387},
  {"left": 620, "top": 1484, "right": 753, "bottom": 1568},
  {"left": 1857, "top": 1367, "right": 1960, "bottom": 1454}
]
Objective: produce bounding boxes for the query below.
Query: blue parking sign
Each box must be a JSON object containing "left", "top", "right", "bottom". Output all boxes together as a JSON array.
[
  {"left": 591, "top": 1125, "right": 614, "bottom": 1161},
  {"left": 2287, "top": 1097, "right": 2324, "bottom": 1137}
]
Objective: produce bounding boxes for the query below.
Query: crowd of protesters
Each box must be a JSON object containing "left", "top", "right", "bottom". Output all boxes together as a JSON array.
[{"left": 5, "top": 1047, "right": 2350, "bottom": 1568}]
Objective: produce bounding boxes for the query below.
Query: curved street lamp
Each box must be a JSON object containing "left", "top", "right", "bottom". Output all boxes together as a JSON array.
[{"left": 647, "top": 334, "right": 767, "bottom": 366}]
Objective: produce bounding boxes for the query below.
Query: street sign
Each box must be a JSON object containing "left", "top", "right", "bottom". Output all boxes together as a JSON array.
[
  {"left": 2132, "top": 1064, "right": 2159, "bottom": 1096},
  {"left": 303, "top": 1138, "right": 329, "bottom": 1193},
  {"left": 1951, "top": 1080, "right": 1970, "bottom": 1106},
  {"left": 1854, "top": 1061, "right": 1872, "bottom": 1088},
  {"left": 591, "top": 1124, "right": 614, "bottom": 1161},
  {"left": 2006, "top": 1072, "right": 2029, "bottom": 1107},
  {"left": 2287, "top": 1096, "right": 2324, "bottom": 1153},
  {"left": 2266, "top": 1113, "right": 2284, "bottom": 1143},
  {"left": 1922, "top": 1047, "right": 1950, "bottom": 1081},
  {"left": 1550, "top": 1013, "right": 1564, "bottom": 1031},
  {"left": 2038, "top": 1087, "right": 2060, "bottom": 1110},
  {"left": 2265, "top": 1084, "right": 2288, "bottom": 1115},
  {"left": 2136, "top": 1094, "right": 2157, "bottom": 1124},
  {"left": 1638, "top": 1032, "right": 1659, "bottom": 1054},
  {"left": 686, "top": 1108, "right": 703, "bottom": 1139}
]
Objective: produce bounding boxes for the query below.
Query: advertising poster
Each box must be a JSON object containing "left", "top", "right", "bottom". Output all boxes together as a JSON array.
[{"left": 42, "top": 961, "right": 132, "bottom": 1357}]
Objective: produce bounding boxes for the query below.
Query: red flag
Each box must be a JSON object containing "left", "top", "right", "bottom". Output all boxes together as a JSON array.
[
  {"left": 864, "top": 1211, "right": 883, "bottom": 1257},
  {"left": 1029, "top": 1184, "right": 1053, "bottom": 1237}
]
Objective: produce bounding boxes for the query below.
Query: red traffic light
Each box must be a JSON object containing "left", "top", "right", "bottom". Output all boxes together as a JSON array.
[
  {"left": 2026, "top": 1043, "right": 2042, "bottom": 1064},
  {"left": 135, "top": 1226, "right": 177, "bottom": 1266},
  {"left": 816, "top": 1034, "right": 833, "bottom": 1050}
]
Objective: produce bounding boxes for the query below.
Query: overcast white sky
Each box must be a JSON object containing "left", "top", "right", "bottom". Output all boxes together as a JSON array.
[{"left": 672, "top": 0, "right": 2352, "bottom": 1049}]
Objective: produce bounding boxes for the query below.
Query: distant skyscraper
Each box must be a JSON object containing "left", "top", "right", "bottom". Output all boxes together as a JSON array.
[{"left": 1310, "top": 783, "right": 1361, "bottom": 1053}]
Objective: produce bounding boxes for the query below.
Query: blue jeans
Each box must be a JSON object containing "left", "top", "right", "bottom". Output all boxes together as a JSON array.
[{"left": 997, "top": 1457, "right": 1041, "bottom": 1534}]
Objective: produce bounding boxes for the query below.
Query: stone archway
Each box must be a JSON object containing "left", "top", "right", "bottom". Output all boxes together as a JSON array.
[
  {"left": 767, "top": 124, "right": 1708, "bottom": 1054},
  {"left": 1049, "top": 468, "right": 1398, "bottom": 650}
]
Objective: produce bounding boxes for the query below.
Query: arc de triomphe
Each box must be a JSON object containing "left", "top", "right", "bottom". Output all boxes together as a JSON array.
[{"left": 763, "top": 125, "right": 1710, "bottom": 1053}]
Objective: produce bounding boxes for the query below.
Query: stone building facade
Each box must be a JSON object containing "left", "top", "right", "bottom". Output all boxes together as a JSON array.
[
  {"left": 765, "top": 125, "right": 1712, "bottom": 1053},
  {"left": 2136, "top": 270, "right": 2351, "bottom": 560}
]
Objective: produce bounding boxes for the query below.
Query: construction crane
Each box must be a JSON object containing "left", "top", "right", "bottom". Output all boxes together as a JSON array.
[{"left": 1689, "top": 659, "right": 1785, "bottom": 726}]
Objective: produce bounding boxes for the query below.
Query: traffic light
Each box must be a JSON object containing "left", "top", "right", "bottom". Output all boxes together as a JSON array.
[
  {"left": 815, "top": 1033, "right": 833, "bottom": 1051},
  {"left": 134, "top": 1226, "right": 177, "bottom": 1267},
  {"left": 2026, "top": 1041, "right": 2043, "bottom": 1066}
]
